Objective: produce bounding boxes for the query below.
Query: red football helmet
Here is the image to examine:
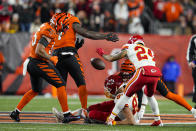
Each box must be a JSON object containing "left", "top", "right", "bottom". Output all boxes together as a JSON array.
[
  {"left": 120, "top": 59, "right": 136, "bottom": 82},
  {"left": 104, "top": 75, "right": 123, "bottom": 99},
  {"left": 127, "top": 34, "right": 144, "bottom": 45}
]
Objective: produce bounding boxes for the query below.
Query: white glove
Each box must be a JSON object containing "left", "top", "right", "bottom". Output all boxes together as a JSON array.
[
  {"left": 106, "top": 117, "right": 116, "bottom": 125},
  {"left": 138, "top": 105, "right": 146, "bottom": 119}
]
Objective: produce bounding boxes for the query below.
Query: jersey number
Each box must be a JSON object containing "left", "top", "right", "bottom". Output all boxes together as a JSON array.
[{"left": 134, "top": 46, "right": 154, "bottom": 61}]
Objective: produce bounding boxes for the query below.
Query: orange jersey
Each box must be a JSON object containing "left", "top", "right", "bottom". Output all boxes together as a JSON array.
[
  {"left": 163, "top": 2, "right": 183, "bottom": 22},
  {"left": 54, "top": 14, "right": 80, "bottom": 50},
  {"left": 0, "top": 52, "right": 4, "bottom": 70},
  {"left": 30, "top": 23, "right": 57, "bottom": 61},
  {"left": 127, "top": 0, "right": 144, "bottom": 17}
]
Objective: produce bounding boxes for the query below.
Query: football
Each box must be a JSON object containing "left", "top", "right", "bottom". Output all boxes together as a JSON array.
[{"left": 90, "top": 58, "right": 105, "bottom": 70}]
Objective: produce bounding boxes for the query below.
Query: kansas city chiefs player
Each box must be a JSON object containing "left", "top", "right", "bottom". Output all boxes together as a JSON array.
[
  {"left": 96, "top": 34, "right": 162, "bottom": 126},
  {"left": 52, "top": 60, "right": 139, "bottom": 125}
]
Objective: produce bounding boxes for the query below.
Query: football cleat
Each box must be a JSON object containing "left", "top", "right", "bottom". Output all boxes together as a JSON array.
[
  {"left": 71, "top": 108, "right": 82, "bottom": 116},
  {"left": 52, "top": 107, "right": 64, "bottom": 123},
  {"left": 10, "top": 110, "right": 20, "bottom": 122},
  {"left": 151, "top": 120, "right": 163, "bottom": 126},
  {"left": 80, "top": 108, "right": 88, "bottom": 119},
  {"left": 191, "top": 108, "right": 196, "bottom": 119},
  {"left": 62, "top": 112, "right": 81, "bottom": 123}
]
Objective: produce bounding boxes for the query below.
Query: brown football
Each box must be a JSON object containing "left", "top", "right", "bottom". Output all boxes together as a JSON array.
[{"left": 90, "top": 58, "right": 105, "bottom": 70}]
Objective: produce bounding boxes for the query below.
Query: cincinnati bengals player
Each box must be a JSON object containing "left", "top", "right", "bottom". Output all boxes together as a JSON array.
[
  {"left": 97, "top": 34, "right": 162, "bottom": 125},
  {"left": 50, "top": 13, "right": 119, "bottom": 120},
  {"left": 10, "top": 21, "right": 80, "bottom": 123},
  {"left": 52, "top": 60, "right": 138, "bottom": 125}
]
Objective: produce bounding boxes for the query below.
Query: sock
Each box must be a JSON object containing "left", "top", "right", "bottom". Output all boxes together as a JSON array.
[
  {"left": 56, "top": 86, "right": 69, "bottom": 112},
  {"left": 165, "top": 92, "right": 192, "bottom": 111},
  {"left": 78, "top": 85, "right": 87, "bottom": 109},
  {"left": 14, "top": 108, "right": 20, "bottom": 114},
  {"left": 147, "top": 96, "right": 160, "bottom": 121},
  {"left": 16, "top": 89, "right": 38, "bottom": 111},
  {"left": 142, "top": 92, "right": 148, "bottom": 105}
]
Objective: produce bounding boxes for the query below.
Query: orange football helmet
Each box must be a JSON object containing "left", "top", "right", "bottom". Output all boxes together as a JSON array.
[
  {"left": 50, "top": 13, "right": 67, "bottom": 32},
  {"left": 120, "top": 59, "right": 135, "bottom": 82}
]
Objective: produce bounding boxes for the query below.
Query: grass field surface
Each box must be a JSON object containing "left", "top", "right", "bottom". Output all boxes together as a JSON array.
[{"left": 0, "top": 95, "right": 196, "bottom": 131}]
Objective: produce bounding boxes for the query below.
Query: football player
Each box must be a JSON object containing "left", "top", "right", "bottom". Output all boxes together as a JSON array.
[
  {"left": 97, "top": 35, "right": 196, "bottom": 125},
  {"left": 138, "top": 79, "right": 196, "bottom": 120},
  {"left": 96, "top": 34, "right": 162, "bottom": 125},
  {"left": 10, "top": 15, "right": 80, "bottom": 123},
  {"left": 50, "top": 12, "right": 119, "bottom": 120},
  {"left": 52, "top": 60, "right": 138, "bottom": 125}
]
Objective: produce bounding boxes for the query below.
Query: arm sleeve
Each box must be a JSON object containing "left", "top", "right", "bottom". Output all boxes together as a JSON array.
[
  {"left": 38, "top": 37, "right": 49, "bottom": 47},
  {"left": 186, "top": 35, "right": 196, "bottom": 62}
]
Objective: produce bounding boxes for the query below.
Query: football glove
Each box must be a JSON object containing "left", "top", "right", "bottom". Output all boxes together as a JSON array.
[
  {"left": 106, "top": 117, "right": 116, "bottom": 125},
  {"left": 75, "top": 38, "right": 84, "bottom": 50},
  {"left": 105, "top": 33, "right": 119, "bottom": 42},
  {"left": 96, "top": 48, "right": 105, "bottom": 56},
  {"left": 50, "top": 56, "right": 58, "bottom": 66}
]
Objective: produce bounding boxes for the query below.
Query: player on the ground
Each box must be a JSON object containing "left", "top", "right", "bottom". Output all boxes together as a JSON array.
[
  {"left": 50, "top": 13, "right": 119, "bottom": 120},
  {"left": 52, "top": 60, "right": 163, "bottom": 126},
  {"left": 9, "top": 18, "right": 80, "bottom": 123},
  {"left": 96, "top": 34, "right": 162, "bottom": 125},
  {"left": 52, "top": 60, "right": 137, "bottom": 125}
]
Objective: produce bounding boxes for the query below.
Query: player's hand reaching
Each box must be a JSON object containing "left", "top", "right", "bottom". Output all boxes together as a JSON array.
[
  {"left": 50, "top": 56, "right": 58, "bottom": 66},
  {"left": 189, "top": 61, "right": 196, "bottom": 68},
  {"left": 96, "top": 48, "right": 105, "bottom": 56},
  {"left": 105, "top": 33, "right": 119, "bottom": 42},
  {"left": 106, "top": 117, "right": 116, "bottom": 125},
  {"left": 75, "top": 38, "right": 84, "bottom": 49}
]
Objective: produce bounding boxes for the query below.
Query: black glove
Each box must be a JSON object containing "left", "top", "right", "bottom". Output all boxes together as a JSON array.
[
  {"left": 75, "top": 38, "right": 84, "bottom": 50},
  {"left": 105, "top": 33, "right": 119, "bottom": 42}
]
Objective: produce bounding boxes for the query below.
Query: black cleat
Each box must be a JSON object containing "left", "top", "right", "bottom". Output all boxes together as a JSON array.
[
  {"left": 62, "top": 112, "right": 81, "bottom": 123},
  {"left": 10, "top": 110, "right": 20, "bottom": 122}
]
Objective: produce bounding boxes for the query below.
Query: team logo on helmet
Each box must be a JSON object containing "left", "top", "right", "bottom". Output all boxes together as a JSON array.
[
  {"left": 50, "top": 13, "right": 68, "bottom": 32},
  {"left": 127, "top": 34, "right": 144, "bottom": 45},
  {"left": 104, "top": 76, "right": 123, "bottom": 98}
]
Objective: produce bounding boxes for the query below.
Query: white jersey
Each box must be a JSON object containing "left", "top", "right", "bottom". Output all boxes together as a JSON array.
[
  {"left": 122, "top": 44, "right": 156, "bottom": 69},
  {"left": 114, "top": 93, "right": 138, "bottom": 120}
]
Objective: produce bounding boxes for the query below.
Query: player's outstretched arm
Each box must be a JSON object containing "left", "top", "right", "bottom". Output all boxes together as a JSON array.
[
  {"left": 73, "top": 23, "right": 119, "bottom": 42},
  {"left": 116, "top": 107, "right": 136, "bottom": 125},
  {"left": 96, "top": 48, "right": 127, "bottom": 62},
  {"left": 35, "top": 35, "right": 58, "bottom": 65}
]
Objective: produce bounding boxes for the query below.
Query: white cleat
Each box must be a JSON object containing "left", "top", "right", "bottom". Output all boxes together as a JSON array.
[
  {"left": 71, "top": 108, "right": 82, "bottom": 116},
  {"left": 52, "top": 107, "right": 64, "bottom": 123},
  {"left": 191, "top": 108, "right": 196, "bottom": 119}
]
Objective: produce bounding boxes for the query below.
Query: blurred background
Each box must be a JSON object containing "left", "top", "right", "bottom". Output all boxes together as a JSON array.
[{"left": 0, "top": 0, "right": 195, "bottom": 97}]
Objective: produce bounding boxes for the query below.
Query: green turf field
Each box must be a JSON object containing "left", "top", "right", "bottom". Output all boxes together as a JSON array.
[{"left": 0, "top": 95, "right": 196, "bottom": 131}]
